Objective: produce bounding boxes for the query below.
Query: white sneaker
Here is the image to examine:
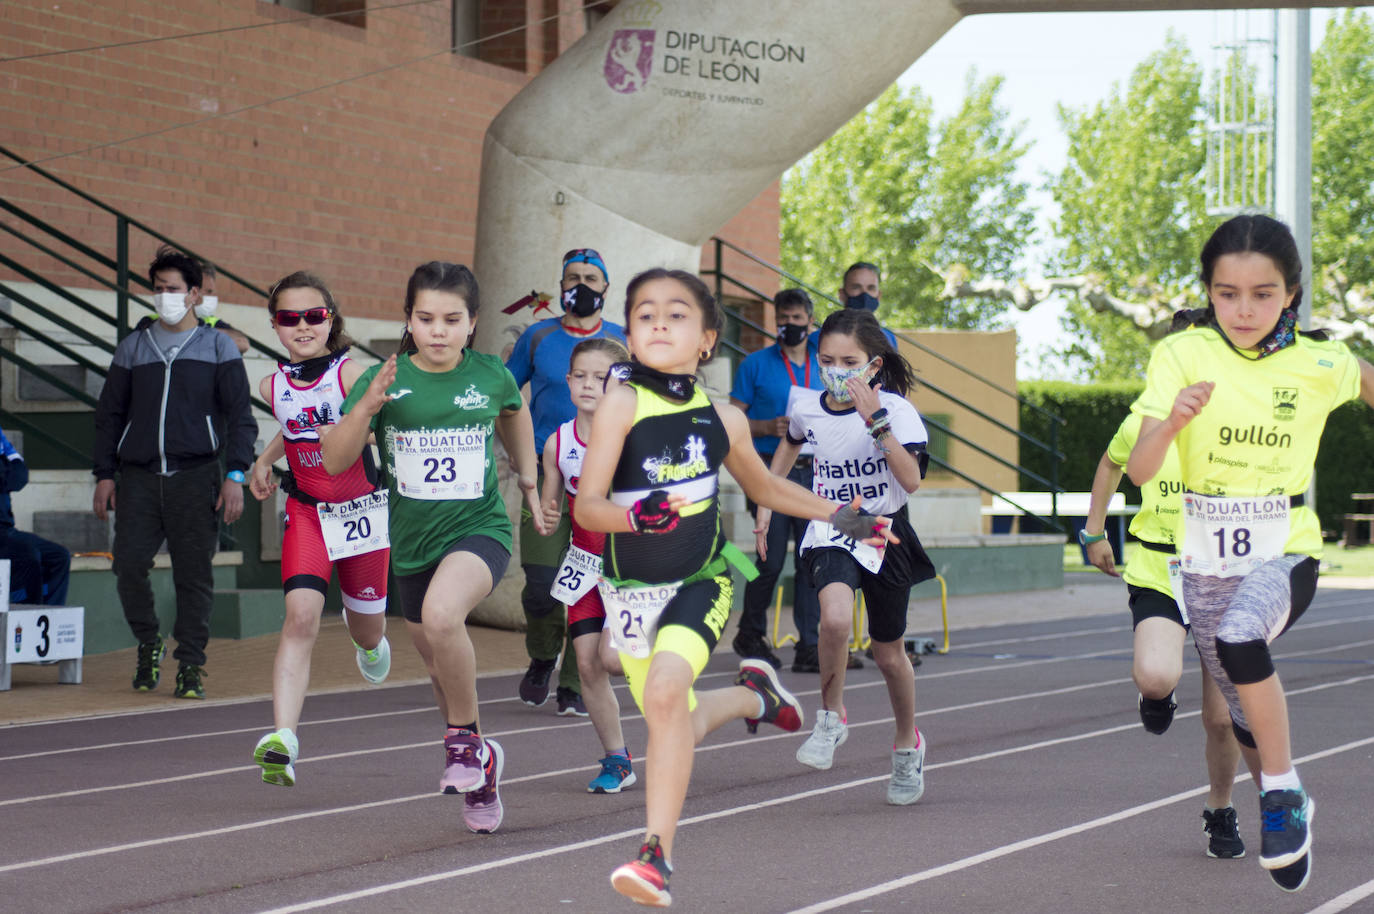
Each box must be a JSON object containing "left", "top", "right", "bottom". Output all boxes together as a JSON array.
[
  {"left": 355, "top": 635, "right": 391, "bottom": 684},
  {"left": 254, "top": 728, "right": 299, "bottom": 787},
  {"left": 887, "top": 736, "right": 927, "bottom": 806},
  {"left": 796, "top": 709, "right": 848, "bottom": 770}
]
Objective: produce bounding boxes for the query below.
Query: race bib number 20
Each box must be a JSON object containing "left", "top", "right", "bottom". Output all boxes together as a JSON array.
[
  {"left": 1181, "top": 493, "right": 1289, "bottom": 578},
  {"left": 316, "top": 491, "right": 390, "bottom": 561}
]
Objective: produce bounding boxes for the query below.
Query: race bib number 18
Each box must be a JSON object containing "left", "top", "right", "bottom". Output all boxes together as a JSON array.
[{"left": 1181, "top": 493, "right": 1289, "bottom": 578}]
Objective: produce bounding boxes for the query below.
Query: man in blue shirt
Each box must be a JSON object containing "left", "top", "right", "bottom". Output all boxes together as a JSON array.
[
  {"left": 0, "top": 430, "right": 71, "bottom": 607},
  {"left": 730, "top": 289, "right": 825, "bottom": 672},
  {"left": 505, "top": 248, "right": 626, "bottom": 715}
]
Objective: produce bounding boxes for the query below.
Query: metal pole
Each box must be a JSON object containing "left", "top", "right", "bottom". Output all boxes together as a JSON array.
[
  {"left": 115, "top": 216, "right": 129, "bottom": 341},
  {"left": 1275, "top": 9, "right": 1312, "bottom": 331}
]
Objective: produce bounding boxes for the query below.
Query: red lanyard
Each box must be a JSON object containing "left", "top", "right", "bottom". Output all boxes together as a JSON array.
[{"left": 780, "top": 344, "right": 811, "bottom": 388}]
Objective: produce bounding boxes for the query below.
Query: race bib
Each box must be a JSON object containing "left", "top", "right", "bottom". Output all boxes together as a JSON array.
[
  {"left": 316, "top": 491, "right": 390, "bottom": 561},
  {"left": 1181, "top": 493, "right": 1289, "bottom": 578},
  {"left": 800, "top": 520, "right": 884, "bottom": 573},
  {"left": 1167, "top": 557, "right": 1190, "bottom": 626},
  {"left": 392, "top": 427, "right": 486, "bottom": 500},
  {"left": 550, "top": 544, "right": 602, "bottom": 605},
  {"left": 601, "top": 580, "right": 681, "bottom": 658}
]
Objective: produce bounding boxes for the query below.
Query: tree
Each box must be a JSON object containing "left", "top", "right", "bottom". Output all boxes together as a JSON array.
[
  {"left": 780, "top": 74, "right": 1033, "bottom": 331},
  {"left": 1047, "top": 34, "right": 1209, "bottom": 381}
]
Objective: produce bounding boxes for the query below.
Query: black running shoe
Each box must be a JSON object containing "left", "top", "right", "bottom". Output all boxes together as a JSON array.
[
  {"left": 132, "top": 636, "right": 165, "bottom": 691},
  {"left": 518, "top": 658, "right": 556, "bottom": 707},
  {"left": 555, "top": 686, "right": 588, "bottom": 717},
  {"left": 791, "top": 643, "right": 820, "bottom": 673},
  {"left": 1201, "top": 806, "right": 1245, "bottom": 858},
  {"left": 1138, "top": 692, "right": 1177, "bottom": 734},
  {"left": 731, "top": 631, "right": 781, "bottom": 670},
  {"left": 1259, "top": 789, "right": 1313, "bottom": 870},
  {"left": 1269, "top": 850, "right": 1311, "bottom": 893},
  {"left": 174, "top": 663, "right": 206, "bottom": 700}
]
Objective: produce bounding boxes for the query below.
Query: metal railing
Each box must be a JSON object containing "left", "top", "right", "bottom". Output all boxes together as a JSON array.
[{"left": 702, "top": 235, "right": 1068, "bottom": 531}]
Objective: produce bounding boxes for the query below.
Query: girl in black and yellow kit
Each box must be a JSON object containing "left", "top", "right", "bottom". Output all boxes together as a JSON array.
[{"left": 574, "top": 269, "right": 894, "bottom": 908}]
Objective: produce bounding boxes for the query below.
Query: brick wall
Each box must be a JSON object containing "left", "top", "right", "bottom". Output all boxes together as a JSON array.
[{"left": 0, "top": 0, "right": 779, "bottom": 323}]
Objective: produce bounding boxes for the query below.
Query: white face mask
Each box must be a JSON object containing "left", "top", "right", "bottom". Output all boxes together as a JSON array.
[
  {"left": 153, "top": 292, "right": 189, "bottom": 324},
  {"left": 194, "top": 295, "right": 218, "bottom": 320},
  {"left": 819, "top": 357, "right": 879, "bottom": 403}
]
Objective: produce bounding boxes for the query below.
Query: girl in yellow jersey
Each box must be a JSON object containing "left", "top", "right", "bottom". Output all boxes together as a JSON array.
[
  {"left": 1128, "top": 215, "right": 1374, "bottom": 893},
  {"left": 574, "top": 268, "right": 894, "bottom": 908},
  {"left": 1085, "top": 409, "right": 1244, "bottom": 859}
]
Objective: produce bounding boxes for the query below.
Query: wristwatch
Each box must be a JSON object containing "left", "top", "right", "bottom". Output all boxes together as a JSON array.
[
  {"left": 227, "top": 470, "right": 247, "bottom": 484},
  {"left": 1078, "top": 529, "right": 1107, "bottom": 546}
]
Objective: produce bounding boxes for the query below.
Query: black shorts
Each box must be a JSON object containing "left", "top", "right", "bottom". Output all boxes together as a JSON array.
[
  {"left": 392, "top": 535, "right": 511, "bottom": 623},
  {"left": 1127, "top": 583, "right": 1186, "bottom": 630}
]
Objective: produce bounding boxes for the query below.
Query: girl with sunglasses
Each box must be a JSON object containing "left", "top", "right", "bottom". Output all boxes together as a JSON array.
[{"left": 248, "top": 271, "right": 392, "bottom": 788}]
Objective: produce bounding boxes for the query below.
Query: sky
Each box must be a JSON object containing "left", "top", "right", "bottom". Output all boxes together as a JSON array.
[{"left": 893, "top": 7, "right": 1354, "bottom": 378}]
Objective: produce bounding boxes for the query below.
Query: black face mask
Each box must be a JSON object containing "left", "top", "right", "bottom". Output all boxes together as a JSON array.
[
  {"left": 845, "top": 292, "right": 880, "bottom": 312},
  {"left": 777, "top": 323, "right": 809, "bottom": 347},
  {"left": 561, "top": 283, "right": 604, "bottom": 318}
]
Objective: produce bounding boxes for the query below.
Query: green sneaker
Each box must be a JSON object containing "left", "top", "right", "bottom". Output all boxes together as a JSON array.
[
  {"left": 355, "top": 635, "right": 391, "bottom": 685},
  {"left": 254, "top": 728, "right": 299, "bottom": 787},
  {"left": 174, "top": 663, "right": 206, "bottom": 699},
  {"left": 132, "top": 636, "right": 165, "bottom": 691}
]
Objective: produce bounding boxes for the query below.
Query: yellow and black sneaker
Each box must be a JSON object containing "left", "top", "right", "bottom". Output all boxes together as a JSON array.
[
  {"left": 174, "top": 663, "right": 206, "bottom": 700},
  {"left": 132, "top": 636, "right": 165, "bottom": 692}
]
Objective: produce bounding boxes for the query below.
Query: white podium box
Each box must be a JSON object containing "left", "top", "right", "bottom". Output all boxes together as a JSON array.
[{"left": 0, "top": 558, "right": 86, "bottom": 690}]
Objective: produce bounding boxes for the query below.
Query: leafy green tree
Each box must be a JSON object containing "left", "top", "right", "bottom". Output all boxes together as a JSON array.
[
  {"left": 780, "top": 74, "right": 1033, "bottom": 331},
  {"left": 1048, "top": 35, "right": 1209, "bottom": 381},
  {"left": 1312, "top": 9, "right": 1374, "bottom": 317}
]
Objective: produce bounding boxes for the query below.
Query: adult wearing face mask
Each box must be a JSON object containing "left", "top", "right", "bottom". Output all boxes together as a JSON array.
[
  {"left": 835, "top": 261, "right": 898, "bottom": 348},
  {"left": 92, "top": 248, "right": 257, "bottom": 700},
  {"left": 505, "top": 248, "right": 627, "bottom": 715},
  {"left": 729, "top": 289, "right": 825, "bottom": 671},
  {"left": 147, "top": 248, "right": 249, "bottom": 354}
]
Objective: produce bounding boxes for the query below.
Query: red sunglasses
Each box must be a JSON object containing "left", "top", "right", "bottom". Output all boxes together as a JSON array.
[{"left": 274, "top": 307, "right": 331, "bottom": 327}]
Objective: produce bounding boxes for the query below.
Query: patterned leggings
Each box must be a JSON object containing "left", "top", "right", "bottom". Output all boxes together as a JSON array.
[{"left": 1182, "top": 554, "right": 1318, "bottom": 737}]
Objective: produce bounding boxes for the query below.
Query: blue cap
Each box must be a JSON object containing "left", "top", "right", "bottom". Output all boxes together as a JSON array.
[{"left": 562, "top": 248, "right": 608, "bottom": 284}]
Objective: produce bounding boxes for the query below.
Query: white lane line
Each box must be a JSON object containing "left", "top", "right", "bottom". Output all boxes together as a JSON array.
[
  {"left": 1306, "top": 878, "right": 1374, "bottom": 914},
  {"left": 788, "top": 732, "right": 1374, "bottom": 914},
  {"left": 7, "top": 671, "right": 1372, "bottom": 880},
  {"left": 265, "top": 730, "right": 1374, "bottom": 913}
]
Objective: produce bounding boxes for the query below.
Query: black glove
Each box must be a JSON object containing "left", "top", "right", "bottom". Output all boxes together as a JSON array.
[
  {"left": 628, "top": 489, "right": 679, "bottom": 534},
  {"left": 829, "top": 503, "right": 881, "bottom": 541}
]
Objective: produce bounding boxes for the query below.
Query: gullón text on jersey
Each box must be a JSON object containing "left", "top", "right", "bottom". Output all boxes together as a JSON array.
[
  {"left": 815, "top": 455, "right": 890, "bottom": 502},
  {"left": 1217, "top": 425, "right": 1292, "bottom": 448}
]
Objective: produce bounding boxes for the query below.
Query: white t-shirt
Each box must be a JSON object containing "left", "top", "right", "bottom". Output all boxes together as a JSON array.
[{"left": 787, "top": 389, "right": 927, "bottom": 517}]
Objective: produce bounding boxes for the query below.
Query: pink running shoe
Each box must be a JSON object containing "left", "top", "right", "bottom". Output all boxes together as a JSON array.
[
  {"left": 462, "top": 738, "right": 505, "bottom": 834},
  {"left": 440, "top": 728, "right": 488, "bottom": 794}
]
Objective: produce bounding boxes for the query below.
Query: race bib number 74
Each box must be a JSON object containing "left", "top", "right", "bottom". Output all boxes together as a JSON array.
[
  {"left": 1181, "top": 493, "right": 1289, "bottom": 578},
  {"left": 800, "top": 520, "right": 884, "bottom": 573}
]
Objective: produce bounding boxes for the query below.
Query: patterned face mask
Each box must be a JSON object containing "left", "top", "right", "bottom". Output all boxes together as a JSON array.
[
  {"left": 819, "top": 357, "right": 879, "bottom": 403},
  {"left": 1253, "top": 307, "right": 1298, "bottom": 359}
]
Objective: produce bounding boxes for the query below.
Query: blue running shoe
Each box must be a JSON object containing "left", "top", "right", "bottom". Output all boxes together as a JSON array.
[
  {"left": 1258, "top": 789, "right": 1313, "bottom": 870},
  {"left": 588, "top": 754, "right": 637, "bottom": 794}
]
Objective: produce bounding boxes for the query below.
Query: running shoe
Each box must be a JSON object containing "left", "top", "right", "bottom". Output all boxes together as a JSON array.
[
  {"left": 440, "top": 728, "right": 488, "bottom": 794},
  {"left": 519, "top": 658, "right": 556, "bottom": 707},
  {"left": 132, "top": 636, "right": 165, "bottom": 691},
  {"left": 556, "top": 686, "right": 589, "bottom": 717},
  {"left": 1269, "top": 850, "right": 1312, "bottom": 893},
  {"left": 588, "top": 753, "right": 637, "bottom": 794},
  {"left": 1201, "top": 806, "right": 1246, "bottom": 858},
  {"left": 736, "top": 659, "right": 803, "bottom": 732},
  {"left": 888, "top": 737, "right": 927, "bottom": 806},
  {"left": 354, "top": 635, "right": 391, "bottom": 685},
  {"left": 791, "top": 643, "right": 820, "bottom": 674},
  {"left": 462, "top": 738, "right": 504, "bottom": 834},
  {"left": 611, "top": 835, "right": 672, "bottom": 907},
  {"left": 1138, "top": 691, "right": 1178, "bottom": 734},
  {"left": 795, "top": 709, "right": 848, "bottom": 770},
  {"left": 1258, "top": 789, "right": 1313, "bottom": 870},
  {"left": 174, "top": 663, "right": 206, "bottom": 700},
  {"left": 847, "top": 650, "right": 865, "bottom": 670},
  {"left": 253, "top": 728, "right": 299, "bottom": 787},
  {"left": 732, "top": 630, "right": 781, "bottom": 670}
]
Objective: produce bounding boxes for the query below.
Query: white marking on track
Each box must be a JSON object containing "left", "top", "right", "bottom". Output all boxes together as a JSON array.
[{"left": 1305, "top": 877, "right": 1374, "bottom": 913}]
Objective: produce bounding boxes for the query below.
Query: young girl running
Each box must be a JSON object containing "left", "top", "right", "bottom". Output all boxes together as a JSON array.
[
  {"left": 759, "top": 308, "right": 935, "bottom": 805},
  {"left": 323, "top": 261, "right": 547, "bottom": 835},
  {"left": 573, "top": 268, "right": 894, "bottom": 908},
  {"left": 1128, "top": 214, "right": 1374, "bottom": 892},
  {"left": 249, "top": 271, "right": 391, "bottom": 788},
  {"left": 539, "top": 336, "right": 636, "bottom": 793}
]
